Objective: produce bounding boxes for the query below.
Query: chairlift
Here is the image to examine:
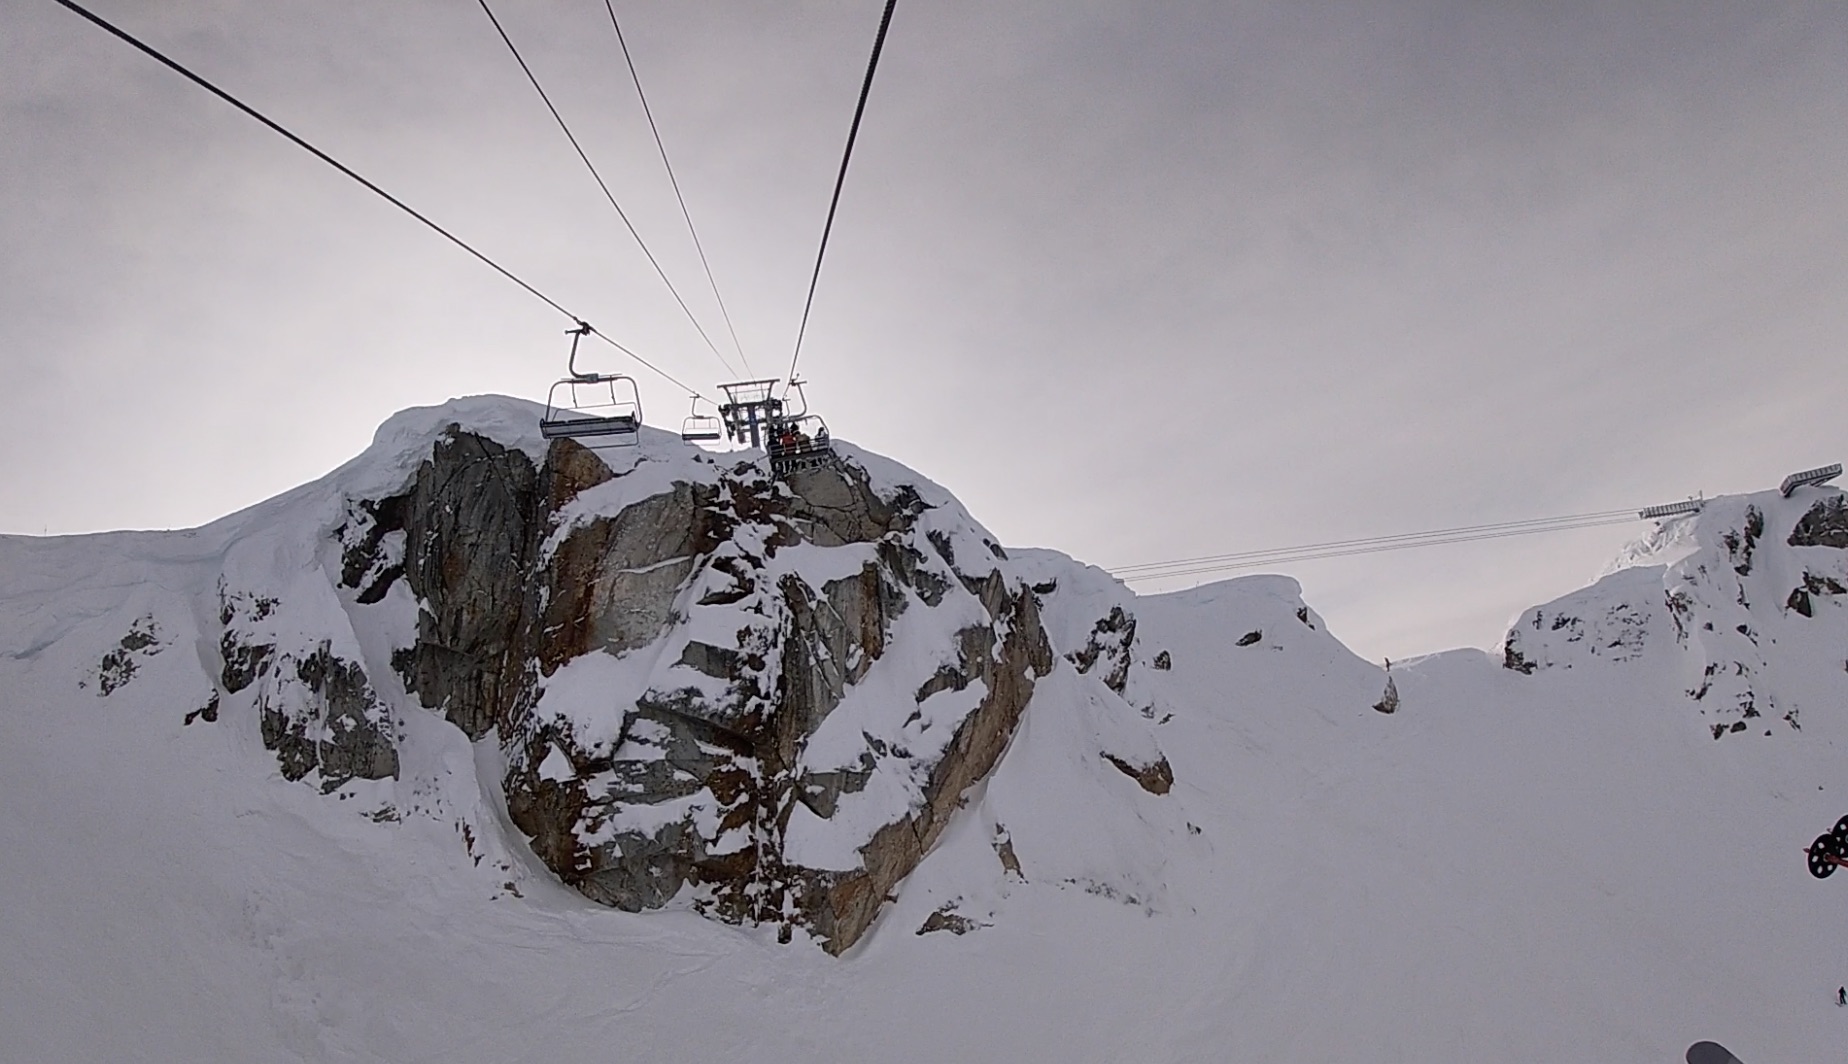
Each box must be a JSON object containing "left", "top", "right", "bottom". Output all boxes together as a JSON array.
[
  {"left": 765, "top": 378, "right": 836, "bottom": 472},
  {"left": 768, "top": 413, "right": 834, "bottom": 474},
  {"left": 713, "top": 376, "right": 839, "bottom": 474},
  {"left": 681, "top": 396, "right": 722, "bottom": 443},
  {"left": 540, "top": 323, "right": 643, "bottom": 445}
]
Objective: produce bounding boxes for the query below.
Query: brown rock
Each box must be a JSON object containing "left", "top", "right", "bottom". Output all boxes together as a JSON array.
[{"left": 1102, "top": 752, "right": 1174, "bottom": 795}]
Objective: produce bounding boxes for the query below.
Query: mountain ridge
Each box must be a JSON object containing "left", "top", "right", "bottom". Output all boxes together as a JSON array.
[{"left": 4, "top": 395, "right": 1845, "bottom": 1061}]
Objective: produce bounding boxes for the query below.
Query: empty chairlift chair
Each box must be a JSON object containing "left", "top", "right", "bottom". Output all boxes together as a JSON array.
[
  {"left": 681, "top": 397, "right": 723, "bottom": 443},
  {"left": 540, "top": 323, "right": 643, "bottom": 445}
]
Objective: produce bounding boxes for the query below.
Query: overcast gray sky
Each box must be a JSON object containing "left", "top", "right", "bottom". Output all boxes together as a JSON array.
[{"left": 4, "top": 0, "right": 1846, "bottom": 662}]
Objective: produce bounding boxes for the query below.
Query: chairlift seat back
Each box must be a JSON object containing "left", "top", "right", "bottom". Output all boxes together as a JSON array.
[
  {"left": 682, "top": 414, "right": 723, "bottom": 442},
  {"left": 542, "top": 373, "right": 642, "bottom": 446}
]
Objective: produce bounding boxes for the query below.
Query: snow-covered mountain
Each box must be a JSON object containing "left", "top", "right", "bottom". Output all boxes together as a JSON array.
[
  {"left": 3, "top": 396, "right": 1844, "bottom": 1062},
  {"left": 1504, "top": 490, "right": 1848, "bottom": 739}
]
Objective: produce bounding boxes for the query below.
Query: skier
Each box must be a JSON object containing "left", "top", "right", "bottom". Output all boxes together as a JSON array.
[{"left": 1837, "top": 985, "right": 1844, "bottom": 1006}]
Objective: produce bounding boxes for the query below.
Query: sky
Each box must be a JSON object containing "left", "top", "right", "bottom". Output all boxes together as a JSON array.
[{"left": 4, "top": 0, "right": 1846, "bottom": 662}]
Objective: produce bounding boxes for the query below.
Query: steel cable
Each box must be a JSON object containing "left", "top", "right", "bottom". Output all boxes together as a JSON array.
[
  {"left": 603, "top": 0, "right": 752, "bottom": 376},
  {"left": 1111, "top": 512, "right": 1641, "bottom": 583},
  {"left": 49, "top": 0, "right": 713, "bottom": 402},
  {"left": 786, "top": 0, "right": 900, "bottom": 385},
  {"left": 474, "top": 0, "right": 742, "bottom": 377},
  {"left": 1111, "top": 509, "right": 1641, "bottom": 575}
]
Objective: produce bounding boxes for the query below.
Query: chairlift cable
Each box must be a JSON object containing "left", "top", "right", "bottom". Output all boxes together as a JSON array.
[
  {"left": 602, "top": 0, "right": 752, "bottom": 376},
  {"left": 1113, "top": 514, "right": 1639, "bottom": 583},
  {"left": 583, "top": 326, "right": 710, "bottom": 401},
  {"left": 785, "top": 0, "right": 900, "bottom": 386},
  {"left": 1110, "top": 508, "right": 1642, "bottom": 576},
  {"left": 46, "top": 0, "right": 602, "bottom": 331},
  {"left": 473, "top": 0, "right": 742, "bottom": 378},
  {"left": 1114, "top": 511, "right": 1639, "bottom": 576},
  {"left": 1114, "top": 517, "right": 1641, "bottom": 582},
  {"left": 47, "top": 0, "right": 710, "bottom": 404},
  {"left": 1109, "top": 510, "right": 1646, "bottom": 583},
  {"left": 1118, "top": 514, "right": 1639, "bottom": 581}
]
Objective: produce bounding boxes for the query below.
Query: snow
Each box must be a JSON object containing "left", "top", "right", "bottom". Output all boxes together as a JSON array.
[
  {"left": 1602, "top": 508, "right": 1704, "bottom": 578},
  {"left": 530, "top": 650, "right": 650, "bottom": 760},
  {"left": 3, "top": 395, "right": 1846, "bottom": 1062},
  {"left": 537, "top": 442, "right": 727, "bottom": 560},
  {"left": 537, "top": 744, "right": 576, "bottom": 783}
]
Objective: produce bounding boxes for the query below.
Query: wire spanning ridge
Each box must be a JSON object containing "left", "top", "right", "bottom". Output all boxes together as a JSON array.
[
  {"left": 1110, "top": 509, "right": 1642, "bottom": 583},
  {"left": 786, "top": 0, "right": 900, "bottom": 385},
  {"left": 603, "top": 0, "right": 751, "bottom": 376},
  {"left": 474, "top": 0, "right": 741, "bottom": 378}
]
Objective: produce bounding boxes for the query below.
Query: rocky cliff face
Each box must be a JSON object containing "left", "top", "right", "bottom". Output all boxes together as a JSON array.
[
  {"left": 210, "top": 401, "right": 1076, "bottom": 952},
  {"left": 1501, "top": 489, "right": 1848, "bottom": 739}
]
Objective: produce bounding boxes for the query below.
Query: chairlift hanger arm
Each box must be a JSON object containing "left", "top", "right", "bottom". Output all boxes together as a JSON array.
[
  {"left": 566, "top": 321, "right": 597, "bottom": 380},
  {"left": 785, "top": 377, "right": 812, "bottom": 417}
]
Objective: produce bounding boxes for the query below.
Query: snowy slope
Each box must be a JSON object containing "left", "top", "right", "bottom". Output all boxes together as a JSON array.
[{"left": 3, "top": 398, "right": 1846, "bottom": 1063}]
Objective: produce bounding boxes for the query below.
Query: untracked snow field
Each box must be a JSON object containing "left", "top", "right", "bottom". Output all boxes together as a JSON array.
[{"left": 4, "top": 421, "right": 1847, "bottom": 1062}]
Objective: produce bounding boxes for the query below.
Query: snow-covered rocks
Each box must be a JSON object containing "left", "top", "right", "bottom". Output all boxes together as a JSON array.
[
  {"left": 16, "top": 400, "right": 1848, "bottom": 1061},
  {"left": 1501, "top": 488, "right": 1848, "bottom": 739},
  {"left": 388, "top": 425, "right": 1062, "bottom": 952},
  {"left": 11, "top": 395, "right": 1166, "bottom": 952}
]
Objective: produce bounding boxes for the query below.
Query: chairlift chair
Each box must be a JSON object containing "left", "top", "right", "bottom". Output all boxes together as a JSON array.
[
  {"left": 681, "top": 396, "right": 723, "bottom": 443},
  {"left": 715, "top": 377, "right": 839, "bottom": 474},
  {"left": 540, "top": 323, "right": 643, "bottom": 445},
  {"left": 768, "top": 413, "right": 835, "bottom": 474},
  {"left": 764, "top": 379, "right": 838, "bottom": 474}
]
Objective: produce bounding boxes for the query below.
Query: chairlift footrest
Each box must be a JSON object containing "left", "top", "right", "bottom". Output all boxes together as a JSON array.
[{"left": 540, "top": 416, "right": 640, "bottom": 441}]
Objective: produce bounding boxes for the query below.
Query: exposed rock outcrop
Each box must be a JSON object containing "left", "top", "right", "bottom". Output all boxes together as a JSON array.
[
  {"left": 140, "top": 398, "right": 1177, "bottom": 953},
  {"left": 218, "top": 578, "right": 401, "bottom": 793},
  {"left": 1372, "top": 674, "right": 1400, "bottom": 715},
  {"left": 1501, "top": 491, "right": 1848, "bottom": 740},
  {"left": 1102, "top": 751, "right": 1174, "bottom": 794},
  {"left": 1069, "top": 606, "right": 1136, "bottom": 695},
  {"left": 314, "top": 423, "right": 1058, "bottom": 952},
  {"left": 1789, "top": 496, "right": 1848, "bottom": 549}
]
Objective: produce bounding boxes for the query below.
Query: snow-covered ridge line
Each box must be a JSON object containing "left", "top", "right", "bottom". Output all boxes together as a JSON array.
[
  {"left": 2, "top": 395, "right": 1187, "bottom": 953},
  {"left": 1504, "top": 484, "right": 1848, "bottom": 738},
  {"left": 13, "top": 397, "right": 1848, "bottom": 1061}
]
